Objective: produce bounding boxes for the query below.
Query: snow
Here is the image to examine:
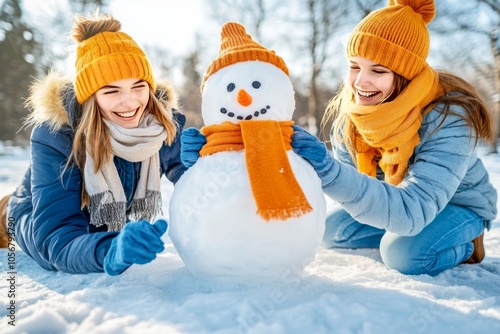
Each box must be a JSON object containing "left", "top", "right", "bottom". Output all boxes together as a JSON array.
[{"left": 1, "top": 145, "right": 500, "bottom": 334}]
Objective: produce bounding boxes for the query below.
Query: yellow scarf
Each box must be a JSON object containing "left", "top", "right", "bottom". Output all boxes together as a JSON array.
[
  {"left": 345, "top": 65, "right": 443, "bottom": 185},
  {"left": 200, "top": 120, "right": 312, "bottom": 221}
]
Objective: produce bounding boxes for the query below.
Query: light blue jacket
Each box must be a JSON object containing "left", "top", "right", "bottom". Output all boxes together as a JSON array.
[{"left": 322, "top": 104, "right": 497, "bottom": 236}]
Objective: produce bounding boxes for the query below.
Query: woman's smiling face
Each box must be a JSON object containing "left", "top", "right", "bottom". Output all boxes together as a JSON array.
[
  {"left": 347, "top": 56, "right": 395, "bottom": 106},
  {"left": 95, "top": 78, "right": 150, "bottom": 128}
]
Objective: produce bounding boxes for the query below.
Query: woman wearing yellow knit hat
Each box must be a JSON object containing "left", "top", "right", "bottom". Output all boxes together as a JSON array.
[
  {"left": 0, "top": 11, "right": 186, "bottom": 275},
  {"left": 290, "top": 0, "right": 497, "bottom": 275}
]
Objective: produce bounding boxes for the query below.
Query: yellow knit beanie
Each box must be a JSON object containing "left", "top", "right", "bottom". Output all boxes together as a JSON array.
[
  {"left": 202, "top": 22, "right": 289, "bottom": 90},
  {"left": 347, "top": 0, "right": 435, "bottom": 80},
  {"left": 74, "top": 30, "right": 155, "bottom": 104}
]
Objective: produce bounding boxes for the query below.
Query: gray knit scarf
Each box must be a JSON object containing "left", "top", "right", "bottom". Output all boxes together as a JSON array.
[{"left": 85, "top": 113, "right": 167, "bottom": 231}]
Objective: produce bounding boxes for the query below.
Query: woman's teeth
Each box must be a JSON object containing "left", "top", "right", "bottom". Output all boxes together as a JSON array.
[
  {"left": 115, "top": 109, "right": 137, "bottom": 118},
  {"left": 358, "top": 90, "right": 378, "bottom": 98}
]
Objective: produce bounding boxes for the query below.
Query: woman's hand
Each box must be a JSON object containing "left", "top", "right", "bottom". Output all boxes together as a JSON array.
[
  {"left": 180, "top": 127, "right": 207, "bottom": 168},
  {"left": 291, "top": 125, "right": 336, "bottom": 187},
  {"left": 103, "top": 219, "right": 168, "bottom": 275}
]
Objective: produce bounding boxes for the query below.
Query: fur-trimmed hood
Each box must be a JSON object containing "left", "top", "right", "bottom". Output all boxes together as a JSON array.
[{"left": 24, "top": 70, "right": 180, "bottom": 132}]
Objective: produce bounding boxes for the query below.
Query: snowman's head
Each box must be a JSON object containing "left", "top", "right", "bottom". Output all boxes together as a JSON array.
[
  {"left": 201, "top": 22, "right": 295, "bottom": 126},
  {"left": 201, "top": 61, "right": 295, "bottom": 125}
]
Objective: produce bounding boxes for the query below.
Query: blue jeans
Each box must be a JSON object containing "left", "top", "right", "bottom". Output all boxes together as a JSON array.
[{"left": 322, "top": 204, "right": 486, "bottom": 276}]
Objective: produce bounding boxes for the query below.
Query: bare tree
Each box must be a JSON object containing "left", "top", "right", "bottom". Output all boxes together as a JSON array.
[
  {"left": 299, "top": 0, "right": 388, "bottom": 136},
  {"left": 0, "top": 0, "right": 42, "bottom": 144},
  {"left": 431, "top": 0, "right": 499, "bottom": 153},
  {"left": 492, "top": 25, "right": 500, "bottom": 152},
  {"left": 301, "top": 0, "right": 345, "bottom": 135},
  {"left": 19, "top": 0, "right": 111, "bottom": 74},
  {"left": 180, "top": 48, "right": 204, "bottom": 128},
  {"left": 207, "top": 0, "right": 270, "bottom": 40},
  {"left": 480, "top": 0, "right": 500, "bottom": 153},
  {"left": 67, "top": 0, "right": 108, "bottom": 13}
]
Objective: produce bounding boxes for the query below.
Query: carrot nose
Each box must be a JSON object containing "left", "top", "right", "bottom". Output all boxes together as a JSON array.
[{"left": 237, "top": 89, "right": 252, "bottom": 106}]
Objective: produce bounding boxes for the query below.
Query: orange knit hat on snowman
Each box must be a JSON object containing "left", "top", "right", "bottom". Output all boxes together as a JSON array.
[
  {"left": 201, "top": 22, "right": 289, "bottom": 90},
  {"left": 347, "top": 0, "right": 435, "bottom": 80}
]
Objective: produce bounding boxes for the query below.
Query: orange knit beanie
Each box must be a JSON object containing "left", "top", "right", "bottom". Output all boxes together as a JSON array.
[
  {"left": 347, "top": 0, "right": 435, "bottom": 80},
  {"left": 74, "top": 30, "right": 155, "bottom": 104},
  {"left": 202, "top": 22, "right": 289, "bottom": 90}
]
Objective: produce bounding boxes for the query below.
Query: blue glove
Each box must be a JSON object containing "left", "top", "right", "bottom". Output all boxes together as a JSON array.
[
  {"left": 180, "top": 127, "right": 206, "bottom": 168},
  {"left": 291, "top": 125, "right": 336, "bottom": 186},
  {"left": 103, "top": 219, "right": 168, "bottom": 276}
]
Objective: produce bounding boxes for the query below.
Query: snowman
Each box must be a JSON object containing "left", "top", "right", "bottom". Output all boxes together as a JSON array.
[{"left": 169, "top": 22, "right": 326, "bottom": 282}]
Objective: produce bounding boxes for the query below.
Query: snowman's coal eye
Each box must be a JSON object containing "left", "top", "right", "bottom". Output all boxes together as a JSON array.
[
  {"left": 227, "top": 83, "right": 235, "bottom": 92},
  {"left": 252, "top": 81, "right": 261, "bottom": 89}
]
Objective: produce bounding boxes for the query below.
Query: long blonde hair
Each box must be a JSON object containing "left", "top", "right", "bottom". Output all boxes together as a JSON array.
[
  {"left": 322, "top": 70, "right": 493, "bottom": 164},
  {"left": 69, "top": 11, "right": 178, "bottom": 206}
]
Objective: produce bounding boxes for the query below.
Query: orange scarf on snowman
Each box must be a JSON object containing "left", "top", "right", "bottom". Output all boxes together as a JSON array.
[
  {"left": 345, "top": 66, "right": 443, "bottom": 185},
  {"left": 199, "top": 120, "right": 312, "bottom": 221}
]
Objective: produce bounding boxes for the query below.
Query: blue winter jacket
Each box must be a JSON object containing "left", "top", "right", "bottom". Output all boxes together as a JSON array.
[
  {"left": 8, "top": 73, "right": 187, "bottom": 274},
  {"left": 322, "top": 103, "right": 497, "bottom": 236}
]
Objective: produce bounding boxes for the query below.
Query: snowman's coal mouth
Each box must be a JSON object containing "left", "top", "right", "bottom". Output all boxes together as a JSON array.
[{"left": 219, "top": 105, "right": 271, "bottom": 120}]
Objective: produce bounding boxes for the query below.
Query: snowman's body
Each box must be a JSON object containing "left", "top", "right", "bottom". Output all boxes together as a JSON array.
[{"left": 169, "top": 60, "right": 326, "bottom": 282}]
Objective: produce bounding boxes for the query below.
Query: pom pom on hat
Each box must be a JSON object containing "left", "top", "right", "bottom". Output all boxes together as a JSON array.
[
  {"left": 202, "top": 22, "right": 289, "bottom": 90},
  {"left": 347, "top": 0, "right": 435, "bottom": 80},
  {"left": 74, "top": 30, "right": 155, "bottom": 104}
]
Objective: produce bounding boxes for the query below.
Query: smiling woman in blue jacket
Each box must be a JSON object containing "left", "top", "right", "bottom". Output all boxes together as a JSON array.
[
  {"left": 0, "top": 11, "right": 186, "bottom": 275},
  {"left": 179, "top": 0, "right": 498, "bottom": 277},
  {"left": 291, "top": 0, "right": 497, "bottom": 275}
]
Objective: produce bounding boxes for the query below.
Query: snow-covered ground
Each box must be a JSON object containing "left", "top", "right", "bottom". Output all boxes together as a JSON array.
[{"left": 0, "top": 144, "right": 499, "bottom": 334}]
